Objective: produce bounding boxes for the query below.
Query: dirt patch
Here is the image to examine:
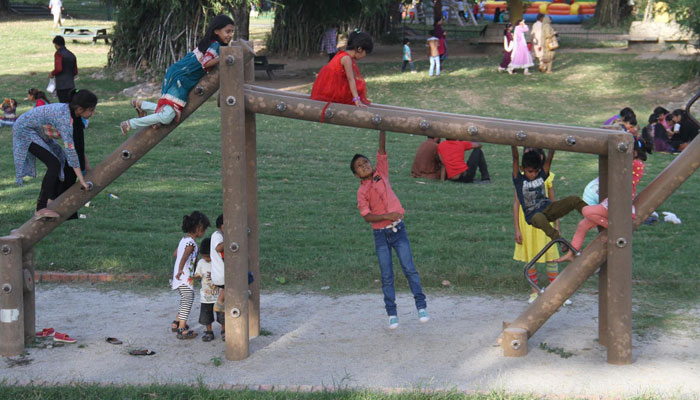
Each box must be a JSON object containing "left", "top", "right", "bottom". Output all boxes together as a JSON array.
[{"left": 4, "top": 285, "right": 700, "bottom": 397}]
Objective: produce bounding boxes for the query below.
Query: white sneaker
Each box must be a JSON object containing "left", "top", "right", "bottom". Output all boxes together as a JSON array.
[
  {"left": 418, "top": 309, "right": 430, "bottom": 323},
  {"left": 388, "top": 315, "right": 399, "bottom": 329},
  {"left": 564, "top": 298, "right": 573, "bottom": 306},
  {"left": 528, "top": 292, "right": 538, "bottom": 304}
]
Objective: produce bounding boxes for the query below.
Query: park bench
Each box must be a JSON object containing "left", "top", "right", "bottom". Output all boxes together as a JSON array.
[
  {"left": 54, "top": 26, "right": 110, "bottom": 45},
  {"left": 254, "top": 56, "right": 285, "bottom": 79}
]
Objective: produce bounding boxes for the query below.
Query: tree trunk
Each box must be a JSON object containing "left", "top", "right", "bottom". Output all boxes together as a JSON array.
[
  {"left": 0, "top": 0, "right": 11, "bottom": 14},
  {"left": 595, "top": 0, "right": 621, "bottom": 26},
  {"left": 230, "top": 1, "right": 251, "bottom": 40},
  {"left": 507, "top": 0, "right": 525, "bottom": 23}
]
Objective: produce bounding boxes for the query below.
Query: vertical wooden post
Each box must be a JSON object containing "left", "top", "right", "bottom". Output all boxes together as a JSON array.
[
  {"left": 606, "top": 134, "right": 634, "bottom": 364},
  {"left": 244, "top": 52, "right": 260, "bottom": 339},
  {"left": 597, "top": 155, "right": 608, "bottom": 347},
  {"left": 0, "top": 236, "right": 24, "bottom": 357},
  {"left": 220, "top": 45, "right": 250, "bottom": 361},
  {"left": 22, "top": 248, "right": 35, "bottom": 343}
]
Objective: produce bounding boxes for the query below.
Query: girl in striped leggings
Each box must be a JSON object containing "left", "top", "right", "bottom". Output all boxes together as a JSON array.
[{"left": 171, "top": 211, "right": 210, "bottom": 340}]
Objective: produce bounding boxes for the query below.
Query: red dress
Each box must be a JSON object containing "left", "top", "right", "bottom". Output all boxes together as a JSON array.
[{"left": 311, "top": 51, "right": 369, "bottom": 105}]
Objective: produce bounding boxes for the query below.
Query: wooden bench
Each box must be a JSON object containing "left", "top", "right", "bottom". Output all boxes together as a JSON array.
[
  {"left": 254, "top": 56, "right": 285, "bottom": 79},
  {"left": 54, "top": 26, "right": 110, "bottom": 45}
]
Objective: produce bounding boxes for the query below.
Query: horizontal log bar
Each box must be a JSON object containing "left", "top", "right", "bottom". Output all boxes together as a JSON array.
[{"left": 244, "top": 85, "right": 613, "bottom": 155}]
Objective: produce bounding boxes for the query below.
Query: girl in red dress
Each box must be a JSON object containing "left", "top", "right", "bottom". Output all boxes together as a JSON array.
[{"left": 311, "top": 31, "right": 373, "bottom": 109}]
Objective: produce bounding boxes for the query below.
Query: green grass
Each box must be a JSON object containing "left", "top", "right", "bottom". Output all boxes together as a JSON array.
[
  {"left": 1, "top": 21, "right": 699, "bottom": 334},
  {"left": 0, "top": 385, "right": 546, "bottom": 400}
]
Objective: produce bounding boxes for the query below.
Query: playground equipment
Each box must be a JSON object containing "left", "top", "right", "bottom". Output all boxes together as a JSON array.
[
  {"left": 1, "top": 43, "right": 699, "bottom": 364},
  {"left": 483, "top": 0, "right": 597, "bottom": 23}
]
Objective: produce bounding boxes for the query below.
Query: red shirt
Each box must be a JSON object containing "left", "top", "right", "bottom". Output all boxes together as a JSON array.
[
  {"left": 357, "top": 152, "right": 405, "bottom": 229},
  {"left": 437, "top": 140, "right": 473, "bottom": 179}
]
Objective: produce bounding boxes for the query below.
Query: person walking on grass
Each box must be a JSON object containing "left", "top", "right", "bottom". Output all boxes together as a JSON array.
[
  {"left": 351, "top": 130, "right": 428, "bottom": 330},
  {"left": 507, "top": 20, "right": 534, "bottom": 75},
  {"left": 49, "top": 0, "right": 63, "bottom": 27},
  {"left": 12, "top": 90, "right": 97, "bottom": 220},
  {"left": 498, "top": 23, "right": 514, "bottom": 73},
  {"left": 401, "top": 38, "right": 416, "bottom": 73},
  {"left": 121, "top": 15, "right": 234, "bottom": 135},
  {"left": 50, "top": 36, "right": 78, "bottom": 103},
  {"left": 426, "top": 30, "right": 440, "bottom": 77},
  {"left": 540, "top": 16, "right": 557, "bottom": 74},
  {"left": 171, "top": 211, "right": 210, "bottom": 340}
]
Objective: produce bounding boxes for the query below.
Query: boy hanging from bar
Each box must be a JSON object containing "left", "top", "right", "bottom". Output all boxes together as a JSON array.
[{"left": 511, "top": 146, "right": 587, "bottom": 243}]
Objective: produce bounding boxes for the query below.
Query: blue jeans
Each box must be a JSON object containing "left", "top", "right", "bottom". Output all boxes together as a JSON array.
[{"left": 372, "top": 221, "right": 426, "bottom": 316}]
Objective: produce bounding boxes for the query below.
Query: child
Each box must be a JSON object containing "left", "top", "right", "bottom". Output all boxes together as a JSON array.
[
  {"left": 171, "top": 211, "right": 210, "bottom": 340},
  {"left": 210, "top": 214, "right": 225, "bottom": 318},
  {"left": 556, "top": 139, "right": 649, "bottom": 262},
  {"left": 512, "top": 148, "right": 564, "bottom": 304},
  {"left": 498, "top": 23, "right": 514, "bottom": 73},
  {"left": 193, "top": 237, "right": 223, "bottom": 342},
  {"left": 511, "top": 146, "right": 587, "bottom": 242},
  {"left": 26, "top": 89, "right": 51, "bottom": 107},
  {"left": 351, "top": 130, "right": 428, "bottom": 329},
  {"left": 426, "top": 30, "right": 440, "bottom": 77},
  {"left": 121, "top": 15, "right": 235, "bottom": 135},
  {"left": 401, "top": 38, "right": 416, "bottom": 73},
  {"left": 0, "top": 98, "right": 17, "bottom": 128},
  {"left": 311, "top": 31, "right": 373, "bottom": 108},
  {"left": 508, "top": 20, "right": 534, "bottom": 75}
]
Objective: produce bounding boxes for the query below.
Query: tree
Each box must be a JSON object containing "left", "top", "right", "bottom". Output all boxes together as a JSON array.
[
  {"left": 266, "top": 0, "right": 395, "bottom": 56},
  {"left": 229, "top": 0, "right": 251, "bottom": 40},
  {"left": 109, "top": 0, "right": 248, "bottom": 72},
  {"left": 595, "top": 0, "right": 634, "bottom": 27},
  {"left": 507, "top": 0, "right": 525, "bottom": 22}
]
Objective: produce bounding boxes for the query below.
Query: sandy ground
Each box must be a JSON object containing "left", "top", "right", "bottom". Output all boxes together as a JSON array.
[{"left": 3, "top": 285, "right": 700, "bottom": 397}]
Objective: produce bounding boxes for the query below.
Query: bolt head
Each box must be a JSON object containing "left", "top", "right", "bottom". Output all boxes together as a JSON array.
[
  {"left": 226, "top": 55, "right": 235, "bottom": 65},
  {"left": 1, "top": 245, "right": 11, "bottom": 255},
  {"left": 468, "top": 126, "right": 478, "bottom": 135},
  {"left": 419, "top": 120, "right": 430, "bottom": 130},
  {"left": 565, "top": 136, "right": 577, "bottom": 146},
  {"left": 617, "top": 142, "right": 629, "bottom": 153},
  {"left": 226, "top": 96, "right": 237, "bottom": 106},
  {"left": 516, "top": 131, "right": 527, "bottom": 141}
]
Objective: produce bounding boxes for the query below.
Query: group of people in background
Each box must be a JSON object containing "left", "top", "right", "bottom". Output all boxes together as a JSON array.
[
  {"left": 500, "top": 14, "right": 557, "bottom": 74},
  {"left": 606, "top": 106, "right": 699, "bottom": 153}
]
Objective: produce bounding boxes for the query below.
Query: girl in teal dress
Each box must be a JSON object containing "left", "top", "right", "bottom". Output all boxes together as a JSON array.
[{"left": 121, "top": 15, "right": 235, "bottom": 135}]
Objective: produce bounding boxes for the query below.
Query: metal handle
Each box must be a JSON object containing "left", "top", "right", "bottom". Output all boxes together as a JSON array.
[{"left": 523, "top": 237, "right": 579, "bottom": 293}]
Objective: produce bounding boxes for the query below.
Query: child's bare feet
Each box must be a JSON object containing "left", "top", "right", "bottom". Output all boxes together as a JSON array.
[
  {"left": 554, "top": 250, "right": 575, "bottom": 263},
  {"left": 120, "top": 120, "right": 131, "bottom": 135}
]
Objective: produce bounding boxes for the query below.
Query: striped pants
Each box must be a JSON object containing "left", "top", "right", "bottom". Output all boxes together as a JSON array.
[{"left": 176, "top": 285, "right": 194, "bottom": 321}]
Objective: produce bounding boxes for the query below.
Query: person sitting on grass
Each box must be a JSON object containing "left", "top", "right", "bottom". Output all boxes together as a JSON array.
[
  {"left": 411, "top": 136, "right": 441, "bottom": 179},
  {"left": 0, "top": 98, "right": 17, "bottom": 128},
  {"left": 121, "top": 15, "right": 234, "bottom": 135},
  {"left": 351, "top": 130, "right": 428, "bottom": 330},
  {"left": 511, "top": 146, "right": 587, "bottom": 242},
  {"left": 193, "top": 238, "right": 223, "bottom": 342},
  {"left": 437, "top": 139, "right": 490, "bottom": 184}
]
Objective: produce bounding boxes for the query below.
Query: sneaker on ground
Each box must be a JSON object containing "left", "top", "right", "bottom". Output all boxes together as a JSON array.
[
  {"left": 418, "top": 309, "right": 430, "bottom": 323},
  {"left": 528, "top": 292, "right": 538, "bottom": 304},
  {"left": 388, "top": 315, "right": 399, "bottom": 329},
  {"left": 564, "top": 298, "right": 573, "bottom": 306}
]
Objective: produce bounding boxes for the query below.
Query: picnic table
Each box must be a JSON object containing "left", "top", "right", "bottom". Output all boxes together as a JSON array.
[
  {"left": 254, "top": 56, "right": 285, "bottom": 79},
  {"left": 54, "top": 26, "right": 110, "bottom": 45}
]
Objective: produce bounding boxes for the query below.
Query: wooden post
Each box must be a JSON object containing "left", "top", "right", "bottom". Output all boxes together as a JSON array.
[
  {"left": 502, "top": 327, "right": 528, "bottom": 357},
  {"left": 220, "top": 45, "right": 250, "bottom": 361},
  {"left": 597, "top": 155, "right": 608, "bottom": 347},
  {"left": 605, "top": 134, "right": 634, "bottom": 365},
  {"left": 0, "top": 236, "right": 24, "bottom": 356},
  {"left": 244, "top": 52, "right": 260, "bottom": 339},
  {"left": 22, "top": 248, "right": 35, "bottom": 343}
]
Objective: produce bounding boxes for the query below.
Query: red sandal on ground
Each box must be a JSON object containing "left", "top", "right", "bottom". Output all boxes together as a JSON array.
[
  {"left": 35, "top": 328, "right": 55, "bottom": 337},
  {"left": 53, "top": 332, "right": 76, "bottom": 343}
]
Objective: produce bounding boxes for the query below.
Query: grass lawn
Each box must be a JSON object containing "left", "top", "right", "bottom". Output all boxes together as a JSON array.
[
  {"left": 0, "top": 19, "right": 699, "bottom": 335},
  {"left": 0, "top": 385, "right": 543, "bottom": 400}
]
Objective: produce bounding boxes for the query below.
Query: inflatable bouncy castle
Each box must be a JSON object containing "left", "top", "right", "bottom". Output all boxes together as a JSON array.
[{"left": 482, "top": 0, "right": 596, "bottom": 23}]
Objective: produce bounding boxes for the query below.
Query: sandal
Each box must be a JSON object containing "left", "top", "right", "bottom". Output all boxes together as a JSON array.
[
  {"left": 202, "top": 331, "right": 215, "bottom": 342},
  {"left": 34, "top": 208, "right": 60, "bottom": 221},
  {"left": 54, "top": 332, "right": 76, "bottom": 343},
  {"left": 131, "top": 98, "right": 146, "bottom": 117},
  {"left": 120, "top": 120, "right": 131, "bottom": 136},
  {"left": 106, "top": 337, "right": 123, "bottom": 345},
  {"left": 171, "top": 321, "right": 189, "bottom": 333},
  {"left": 176, "top": 328, "right": 197, "bottom": 340},
  {"left": 129, "top": 349, "right": 156, "bottom": 356},
  {"left": 35, "top": 328, "right": 55, "bottom": 337}
]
